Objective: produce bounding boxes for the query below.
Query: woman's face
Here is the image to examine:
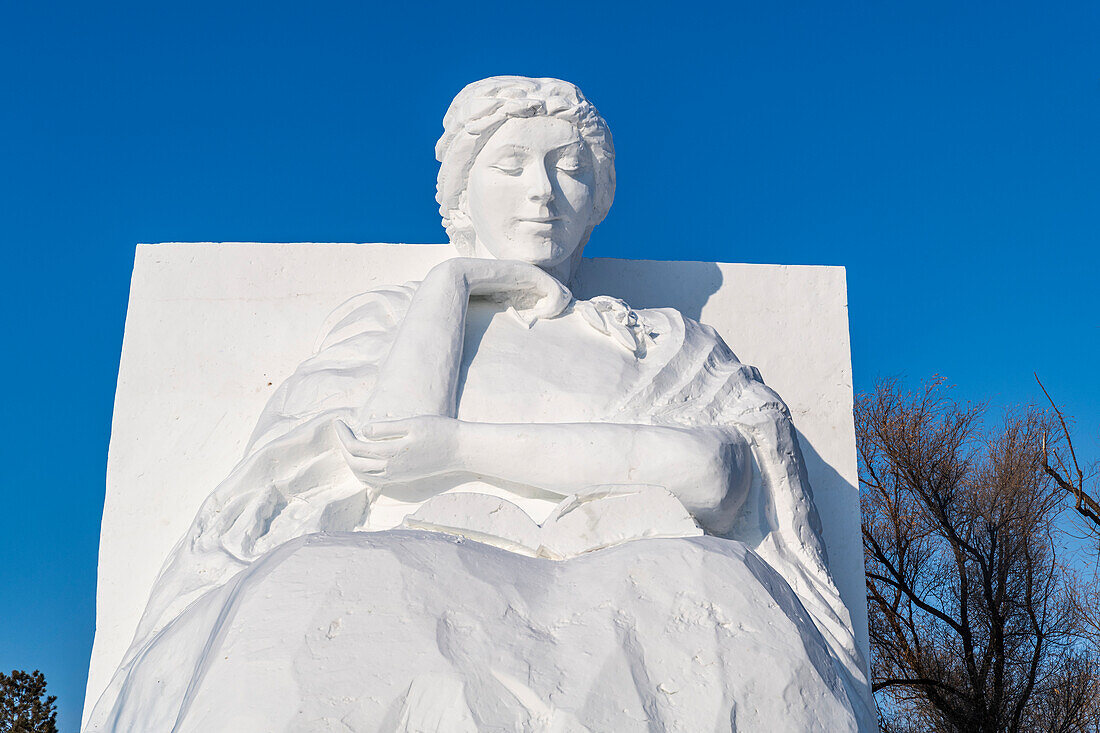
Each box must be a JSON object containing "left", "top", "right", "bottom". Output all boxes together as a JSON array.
[{"left": 466, "top": 116, "right": 597, "bottom": 268}]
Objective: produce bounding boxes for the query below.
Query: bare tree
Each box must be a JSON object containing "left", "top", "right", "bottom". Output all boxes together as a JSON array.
[
  {"left": 1034, "top": 374, "right": 1100, "bottom": 536},
  {"left": 858, "top": 378, "right": 1100, "bottom": 732},
  {"left": 1035, "top": 373, "right": 1100, "bottom": 655}
]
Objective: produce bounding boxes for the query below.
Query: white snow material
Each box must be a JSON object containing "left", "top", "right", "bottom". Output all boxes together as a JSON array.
[
  {"left": 91, "top": 531, "right": 871, "bottom": 732},
  {"left": 85, "top": 244, "right": 868, "bottom": 724},
  {"left": 403, "top": 486, "right": 703, "bottom": 559}
]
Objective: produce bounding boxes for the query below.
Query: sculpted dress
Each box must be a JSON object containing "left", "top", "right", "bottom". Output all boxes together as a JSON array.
[{"left": 87, "top": 280, "right": 873, "bottom": 731}]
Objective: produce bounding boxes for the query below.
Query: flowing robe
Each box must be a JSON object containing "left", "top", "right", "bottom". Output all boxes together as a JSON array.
[{"left": 87, "top": 282, "right": 873, "bottom": 729}]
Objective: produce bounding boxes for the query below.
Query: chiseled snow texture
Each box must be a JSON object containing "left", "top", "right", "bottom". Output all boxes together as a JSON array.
[
  {"left": 86, "top": 246, "right": 868, "bottom": 724},
  {"left": 95, "top": 531, "right": 870, "bottom": 732}
]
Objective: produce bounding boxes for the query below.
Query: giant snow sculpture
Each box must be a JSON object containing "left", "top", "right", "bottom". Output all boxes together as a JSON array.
[{"left": 86, "top": 76, "right": 875, "bottom": 731}]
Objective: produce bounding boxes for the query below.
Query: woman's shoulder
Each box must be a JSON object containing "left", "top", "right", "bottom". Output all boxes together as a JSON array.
[
  {"left": 247, "top": 282, "right": 421, "bottom": 450},
  {"left": 314, "top": 282, "right": 420, "bottom": 352}
]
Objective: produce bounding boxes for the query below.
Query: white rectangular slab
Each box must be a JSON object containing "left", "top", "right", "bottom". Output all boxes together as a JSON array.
[{"left": 85, "top": 243, "right": 867, "bottom": 721}]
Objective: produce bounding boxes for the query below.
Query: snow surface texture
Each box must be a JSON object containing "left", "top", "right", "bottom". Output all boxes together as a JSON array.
[
  {"left": 85, "top": 249, "right": 871, "bottom": 730},
  {"left": 86, "top": 267, "right": 875, "bottom": 728},
  {"left": 95, "top": 531, "right": 868, "bottom": 732}
]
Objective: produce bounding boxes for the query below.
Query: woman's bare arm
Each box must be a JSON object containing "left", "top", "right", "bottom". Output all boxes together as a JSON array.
[
  {"left": 361, "top": 258, "right": 571, "bottom": 420},
  {"left": 360, "top": 261, "right": 471, "bottom": 420},
  {"left": 336, "top": 417, "right": 753, "bottom": 534}
]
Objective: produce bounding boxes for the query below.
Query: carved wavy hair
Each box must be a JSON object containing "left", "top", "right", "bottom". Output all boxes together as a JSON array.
[{"left": 435, "top": 76, "right": 616, "bottom": 257}]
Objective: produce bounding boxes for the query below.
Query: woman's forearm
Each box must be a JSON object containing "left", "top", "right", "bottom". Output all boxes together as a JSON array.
[
  {"left": 361, "top": 258, "right": 571, "bottom": 421},
  {"left": 458, "top": 421, "right": 752, "bottom": 533},
  {"left": 362, "top": 264, "right": 470, "bottom": 420}
]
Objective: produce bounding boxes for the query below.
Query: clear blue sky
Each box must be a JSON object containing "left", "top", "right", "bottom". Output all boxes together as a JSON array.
[{"left": 3, "top": 1, "right": 1098, "bottom": 729}]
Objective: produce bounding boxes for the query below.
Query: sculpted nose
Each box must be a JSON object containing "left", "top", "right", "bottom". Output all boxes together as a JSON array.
[{"left": 526, "top": 163, "right": 554, "bottom": 204}]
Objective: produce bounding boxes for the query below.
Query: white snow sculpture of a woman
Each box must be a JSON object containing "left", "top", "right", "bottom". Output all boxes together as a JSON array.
[{"left": 86, "top": 77, "right": 874, "bottom": 732}]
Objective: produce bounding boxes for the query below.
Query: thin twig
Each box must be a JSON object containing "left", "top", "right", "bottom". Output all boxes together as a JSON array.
[{"left": 1034, "top": 373, "right": 1100, "bottom": 527}]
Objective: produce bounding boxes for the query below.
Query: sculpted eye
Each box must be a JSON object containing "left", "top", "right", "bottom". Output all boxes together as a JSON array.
[{"left": 491, "top": 164, "right": 523, "bottom": 176}]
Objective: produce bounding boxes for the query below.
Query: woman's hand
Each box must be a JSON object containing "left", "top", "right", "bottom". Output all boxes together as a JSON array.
[
  {"left": 334, "top": 416, "right": 466, "bottom": 487},
  {"left": 427, "top": 257, "right": 573, "bottom": 325}
]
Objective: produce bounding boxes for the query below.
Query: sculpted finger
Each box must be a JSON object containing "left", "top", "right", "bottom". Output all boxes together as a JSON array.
[
  {"left": 334, "top": 419, "right": 364, "bottom": 452},
  {"left": 349, "top": 441, "right": 401, "bottom": 459},
  {"left": 361, "top": 420, "right": 410, "bottom": 441},
  {"left": 507, "top": 275, "right": 572, "bottom": 326},
  {"left": 532, "top": 283, "right": 573, "bottom": 319},
  {"left": 347, "top": 456, "right": 387, "bottom": 476},
  {"left": 335, "top": 421, "right": 400, "bottom": 460}
]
